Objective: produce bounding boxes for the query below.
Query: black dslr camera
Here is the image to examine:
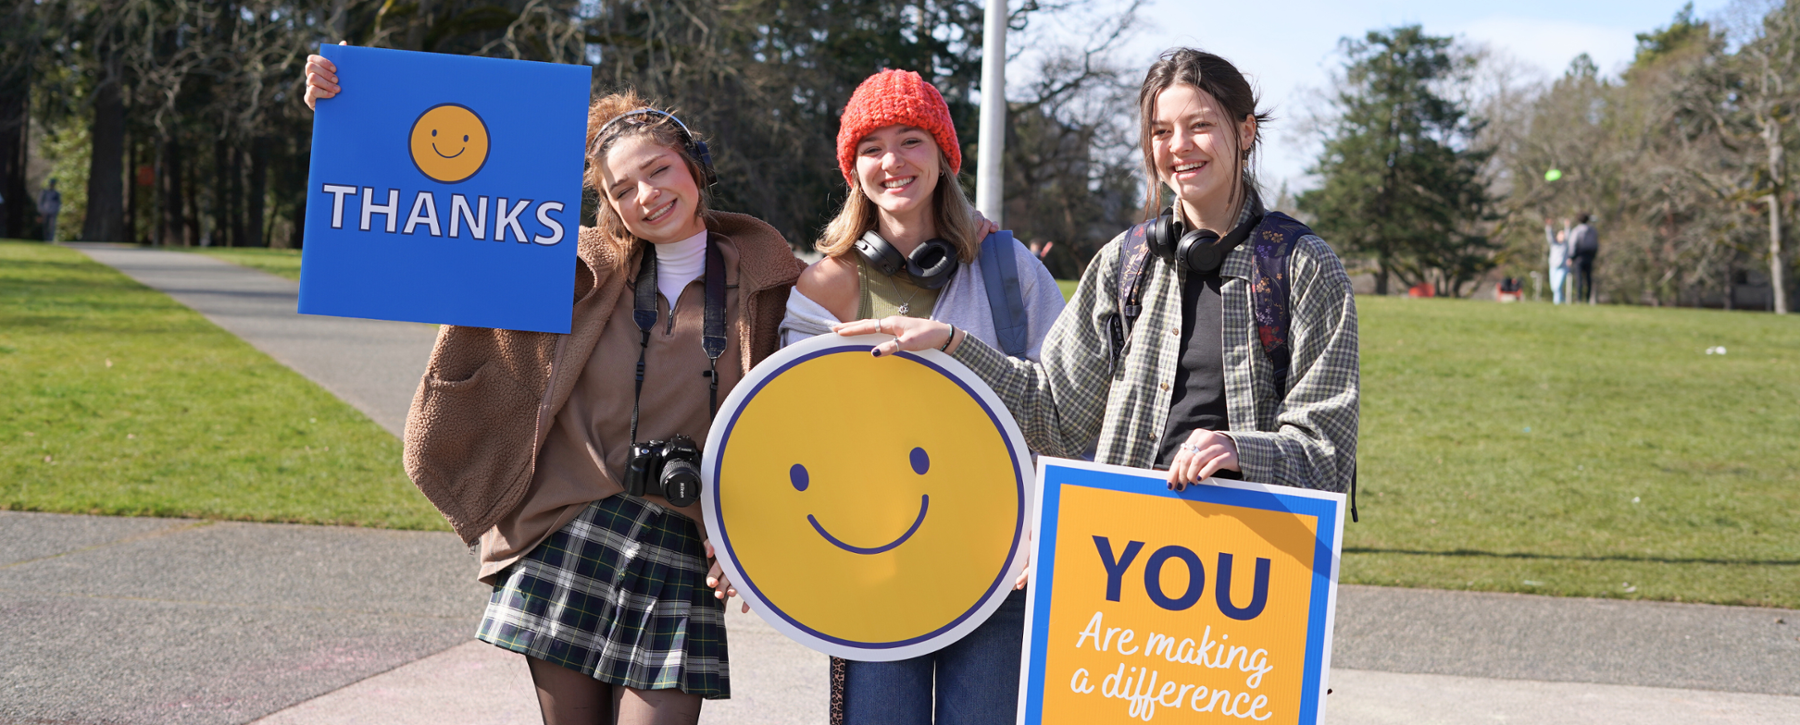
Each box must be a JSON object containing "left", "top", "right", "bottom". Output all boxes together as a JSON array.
[{"left": 624, "top": 435, "right": 703, "bottom": 508}]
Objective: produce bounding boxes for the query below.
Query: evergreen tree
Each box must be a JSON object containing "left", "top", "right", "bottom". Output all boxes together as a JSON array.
[{"left": 1298, "top": 26, "right": 1496, "bottom": 296}]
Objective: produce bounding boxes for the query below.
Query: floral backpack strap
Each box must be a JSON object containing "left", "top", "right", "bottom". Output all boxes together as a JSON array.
[
  {"left": 1248, "top": 211, "right": 1358, "bottom": 521},
  {"left": 1249, "top": 211, "right": 1307, "bottom": 393}
]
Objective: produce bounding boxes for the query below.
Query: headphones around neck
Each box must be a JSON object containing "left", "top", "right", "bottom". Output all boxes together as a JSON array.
[
  {"left": 596, "top": 109, "right": 717, "bottom": 187},
  {"left": 1147, "top": 198, "right": 1265, "bottom": 273},
  {"left": 852, "top": 230, "right": 959, "bottom": 290}
]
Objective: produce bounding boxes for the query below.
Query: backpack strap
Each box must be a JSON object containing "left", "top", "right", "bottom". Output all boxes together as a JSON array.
[
  {"left": 1105, "top": 221, "right": 1156, "bottom": 364},
  {"left": 979, "top": 231, "right": 1030, "bottom": 358},
  {"left": 1246, "top": 211, "right": 1358, "bottom": 522},
  {"left": 1248, "top": 211, "right": 1306, "bottom": 394}
]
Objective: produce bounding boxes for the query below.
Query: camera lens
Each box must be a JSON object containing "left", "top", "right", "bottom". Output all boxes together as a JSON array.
[{"left": 661, "top": 459, "right": 701, "bottom": 508}]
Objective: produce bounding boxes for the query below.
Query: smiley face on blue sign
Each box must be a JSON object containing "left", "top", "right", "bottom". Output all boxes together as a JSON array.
[{"left": 300, "top": 45, "right": 590, "bottom": 334}]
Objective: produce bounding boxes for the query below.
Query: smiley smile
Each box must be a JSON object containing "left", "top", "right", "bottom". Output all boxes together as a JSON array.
[
  {"left": 809, "top": 495, "right": 929, "bottom": 555},
  {"left": 431, "top": 143, "right": 465, "bottom": 159}
]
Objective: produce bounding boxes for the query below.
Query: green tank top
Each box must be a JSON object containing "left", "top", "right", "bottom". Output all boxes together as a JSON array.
[{"left": 855, "top": 255, "right": 941, "bottom": 321}]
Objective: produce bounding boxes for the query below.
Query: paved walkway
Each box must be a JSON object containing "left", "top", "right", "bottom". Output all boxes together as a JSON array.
[
  {"left": 9, "top": 244, "right": 1795, "bottom": 724},
  {"left": 68, "top": 243, "right": 441, "bottom": 438}
]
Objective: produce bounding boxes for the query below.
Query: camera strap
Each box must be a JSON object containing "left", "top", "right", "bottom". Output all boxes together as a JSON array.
[{"left": 629, "top": 235, "right": 729, "bottom": 445}]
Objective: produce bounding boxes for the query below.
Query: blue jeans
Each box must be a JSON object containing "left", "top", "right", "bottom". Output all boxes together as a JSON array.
[{"left": 842, "top": 588, "right": 1027, "bottom": 725}]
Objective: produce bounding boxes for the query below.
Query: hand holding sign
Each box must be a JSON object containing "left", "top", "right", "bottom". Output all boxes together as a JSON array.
[{"left": 304, "top": 42, "right": 345, "bottom": 110}]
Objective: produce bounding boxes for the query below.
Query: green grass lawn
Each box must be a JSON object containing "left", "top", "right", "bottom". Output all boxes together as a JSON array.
[
  {"left": 1350, "top": 297, "right": 1798, "bottom": 608},
  {"left": 0, "top": 240, "right": 445, "bottom": 530},
  {"left": 191, "top": 246, "right": 304, "bottom": 280}
]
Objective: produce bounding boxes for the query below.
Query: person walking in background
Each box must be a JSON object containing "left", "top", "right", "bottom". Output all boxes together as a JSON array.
[
  {"left": 1569, "top": 213, "right": 1598, "bottom": 304},
  {"left": 1546, "top": 219, "right": 1570, "bottom": 305},
  {"left": 37, "top": 179, "right": 61, "bottom": 242}
]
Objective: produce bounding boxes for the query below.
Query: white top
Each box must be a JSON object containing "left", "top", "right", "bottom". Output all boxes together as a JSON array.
[
  {"left": 653, "top": 230, "right": 708, "bottom": 308},
  {"left": 1546, "top": 224, "right": 1569, "bottom": 268}
]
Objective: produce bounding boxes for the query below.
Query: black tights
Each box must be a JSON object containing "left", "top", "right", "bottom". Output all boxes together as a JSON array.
[{"left": 528, "top": 657, "right": 703, "bottom": 725}]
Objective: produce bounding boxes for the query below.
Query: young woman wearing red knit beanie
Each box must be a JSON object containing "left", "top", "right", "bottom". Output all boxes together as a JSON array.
[{"left": 723, "top": 67, "right": 1067, "bottom": 725}]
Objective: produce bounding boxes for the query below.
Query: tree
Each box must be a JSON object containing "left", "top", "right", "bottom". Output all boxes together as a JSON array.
[
  {"left": 1000, "top": 0, "right": 1143, "bottom": 276},
  {"left": 0, "top": 0, "right": 50, "bottom": 239},
  {"left": 1736, "top": 0, "right": 1799, "bottom": 313},
  {"left": 1298, "top": 26, "right": 1497, "bottom": 297},
  {"left": 13, "top": 0, "right": 1141, "bottom": 258}
]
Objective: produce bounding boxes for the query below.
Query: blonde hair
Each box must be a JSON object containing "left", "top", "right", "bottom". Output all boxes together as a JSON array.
[
  {"left": 815, "top": 147, "right": 979, "bottom": 263},
  {"left": 584, "top": 89, "right": 717, "bottom": 268}
]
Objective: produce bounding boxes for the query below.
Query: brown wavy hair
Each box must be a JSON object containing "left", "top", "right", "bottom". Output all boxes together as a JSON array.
[
  {"left": 585, "top": 89, "right": 717, "bottom": 267},
  {"left": 1138, "top": 48, "right": 1272, "bottom": 221}
]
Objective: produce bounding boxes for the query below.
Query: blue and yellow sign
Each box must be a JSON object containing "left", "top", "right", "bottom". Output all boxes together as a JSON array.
[
  {"left": 299, "top": 45, "right": 590, "bottom": 333},
  {"left": 703, "top": 333, "right": 1033, "bottom": 661},
  {"left": 1019, "top": 458, "right": 1344, "bottom": 724}
]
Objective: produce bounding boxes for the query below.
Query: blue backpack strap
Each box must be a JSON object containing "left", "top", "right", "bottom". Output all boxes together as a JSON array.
[
  {"left": 1105, "top": 221, "right": 1156, "bottom": 363},
  {"left": 979, "top": 231, "right": 1030, "bottom": 358}
]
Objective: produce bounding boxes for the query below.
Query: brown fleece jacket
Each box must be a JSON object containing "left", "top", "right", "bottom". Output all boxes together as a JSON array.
[{"left": 403, "top": 212, "right": 804, "bottom": 545}]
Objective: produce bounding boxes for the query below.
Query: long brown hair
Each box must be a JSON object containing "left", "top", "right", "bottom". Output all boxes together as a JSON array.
[
  {"left": 584, "top": 89, "right": 717, "bottom": 267},
  {"left": 1138, "top": 48, "right": 1272, "bottom": 221},
  {"left": 815, "top": 145, "right": 980, "bottom": 264}
]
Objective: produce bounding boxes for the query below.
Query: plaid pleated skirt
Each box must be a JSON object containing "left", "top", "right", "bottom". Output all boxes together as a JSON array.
[{"left": 477, "top": 494, "right": 730, "bottom": 698}]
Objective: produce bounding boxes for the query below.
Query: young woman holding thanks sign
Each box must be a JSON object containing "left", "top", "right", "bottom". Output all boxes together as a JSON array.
[
  {"left": 837, "top": 48, "right": 1359, "bottom": 498},
  {"left": 719, "top": 68, "right": 1065, "bottom": 725},
  {"left": 307, "top": 61, "right": 804, "bottom": 724}
]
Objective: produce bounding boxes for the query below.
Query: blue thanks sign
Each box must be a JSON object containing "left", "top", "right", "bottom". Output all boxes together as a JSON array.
[{"left": 299, "top": 45, "right": 590, "bottom": 333}]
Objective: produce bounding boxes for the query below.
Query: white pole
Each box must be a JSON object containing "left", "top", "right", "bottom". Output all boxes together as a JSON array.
[{"left": 976, "top": 0, "right": 1006, "bottom": 228}]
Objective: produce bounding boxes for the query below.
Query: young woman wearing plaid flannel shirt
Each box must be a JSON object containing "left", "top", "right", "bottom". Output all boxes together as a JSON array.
[{"left": 838, "top": 48, "right": 1359, "bottom": 496}]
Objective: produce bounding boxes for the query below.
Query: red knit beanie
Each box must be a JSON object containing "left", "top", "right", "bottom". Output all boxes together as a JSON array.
[{"left": 836, "top": 69, "right": 962, "bottom": 189}]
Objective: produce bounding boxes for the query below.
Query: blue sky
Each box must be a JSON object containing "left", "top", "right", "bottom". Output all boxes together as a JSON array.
[{"left": 1021, "top": 0, "right": 1736, "bottom": 194}]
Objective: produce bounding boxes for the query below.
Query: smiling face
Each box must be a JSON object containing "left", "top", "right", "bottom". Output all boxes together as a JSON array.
[
  {"left": 706, "top": 341, "right": 1027, "bottom": 657},
  {"left": 600, "top": 135, "right": 707, "bottom": 245},
  {"left": 855, "top": 125, "right": 941, "bottom": 226},
  {"left": 408, "top": 104, "right": 490, "bottom": 183},
  {"left": 1150, "top": 84, "right": 1255, "bottom": 227}
]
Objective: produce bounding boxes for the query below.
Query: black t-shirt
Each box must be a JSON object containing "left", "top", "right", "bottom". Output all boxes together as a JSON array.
[{"left": 1156, "top": 268, "right": 1235, "bottom": 471}]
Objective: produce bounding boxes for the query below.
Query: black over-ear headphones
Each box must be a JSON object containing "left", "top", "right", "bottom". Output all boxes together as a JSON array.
[
  {"left": 852, "top": 230, "right": 959, "bottom": 290},
  {"left": 1147, "top": 201, "right": 1264, "bottom": 273},
  {"left": 595, "top": 109, "right": 717, "bottom": 187}
]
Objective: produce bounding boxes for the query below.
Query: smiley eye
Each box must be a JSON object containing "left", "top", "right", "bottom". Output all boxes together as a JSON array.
[
  {"left": 431, "top": 129, "right": 437, "bottom": 137},
  {"left": 910, "top": 447, "right": 929, "bottom": 475},
  {"left": 790, "top": 463, "right": 809, "bottom": 492},
  {"left": 463, "top": 134, "right": 469, "bottom": 142}
]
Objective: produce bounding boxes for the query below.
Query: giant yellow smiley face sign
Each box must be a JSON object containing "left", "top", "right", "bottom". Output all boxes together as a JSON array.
[
  {"left": 408, "top": 103, "right": 490, "bottom": 183},
  {"left": 703, "top": 334, "right": 1032, "bottom": 661}
]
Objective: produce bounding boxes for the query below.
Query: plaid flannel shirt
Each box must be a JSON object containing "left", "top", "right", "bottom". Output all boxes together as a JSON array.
[{"left": 950, "top": 212, "right": 1359, "bottom": 493}]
